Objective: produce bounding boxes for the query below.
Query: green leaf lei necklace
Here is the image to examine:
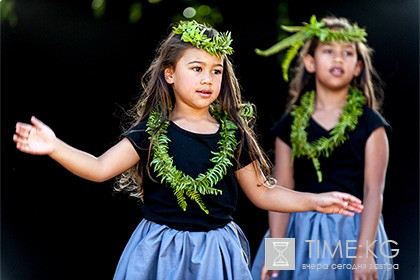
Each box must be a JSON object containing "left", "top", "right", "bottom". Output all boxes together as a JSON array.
[
  {"left": 290, "top": 87, "right": 366, "bottom": 182},
  {"left": 146, "top": 106, "right": 239, "bottom": 214}
]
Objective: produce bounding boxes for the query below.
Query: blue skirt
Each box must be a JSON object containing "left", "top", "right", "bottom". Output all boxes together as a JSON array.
[
  {"left": 113, "top": 219, "right": 252, "bottom": 280},
  {"left": 251, "top": 212, "right": 395, "bottom": 280}
]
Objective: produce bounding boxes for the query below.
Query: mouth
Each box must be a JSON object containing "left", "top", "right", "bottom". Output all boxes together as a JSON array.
[
  {"left": 330, "top": 66, "right": 344, "bottom": 76},
  {"left": 197, "top": 90, "right": 212, "bottom": 97}
]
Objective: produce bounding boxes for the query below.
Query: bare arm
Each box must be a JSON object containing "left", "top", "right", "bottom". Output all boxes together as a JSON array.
[
  {"left": 13, "top": 116, "right": 140, "bottom": 182},
  {"left": 268, "top": 138, "right": 295, "bottom": 238},
  {"left": 235, "top": 160, "right": 364, "bottom": 216},
  {"left": 238, "top": 154, "right": 364, "bottom": 278},
  {"left": 353, "top": 127, "right": 389, "bottom": 279},
  {"left": 261, "top": 138, "right": 295, "bottom": 280}
]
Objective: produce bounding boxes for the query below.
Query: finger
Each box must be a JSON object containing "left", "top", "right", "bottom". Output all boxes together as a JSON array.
[
  {"left": 336, "top": 201, "right": 361, "bottom": 216},
  {"left": 342, "top": 199, "right": 363, "bottom": 209},
  {"left": 31, "top": 115, "right": 45, "bottom": 129},
  {"left": 343, "top": 196, "right": 363, "bottom": 205},
  {"left": 343, "top": 204, "right": 364, "bottom": 213},
  {"left": 338, "top": 209, "right": 355, "bottom": 217},
  {"left": 13, "top": 133, "right": 23, "bottom": 144},
  {"left": 15, "top": 140, "right": 28, "bottom": 152},
  {"left": 15, "top": 123, "right": 33, "bottom": 137},
  {"left": 14, "top": 133, "right": 32, "bottom": 145},
  {"left": 332, "top": 192, "right": 364, "bottom": 212},
  {"left": 349, "top": 202, "right": 364, "bottom": 212},
  {"left": 260, "top": 268, "right": 268, "bottom": 280},
  {"left": 333, "top": 192, "right": 362, "bottom": 204},
  {"left": 329, "top": 196, "right": 350, "bottom": 208},
  {"left": 271, "top": 270, "right": 279, "bottom": 278},
  {"left": 15, "top": 122, "right": 26, "bottom": 135},
  {"left": 326, "top": 199, "right": 356, "bottom": 216}
]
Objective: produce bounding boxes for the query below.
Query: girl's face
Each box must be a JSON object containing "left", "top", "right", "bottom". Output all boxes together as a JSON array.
[
  {"left": 304, "top": 41, "right": 362, "bottom": 91},
  {"left": 164, "top": 47, "right": 223, "bottom": 111}
]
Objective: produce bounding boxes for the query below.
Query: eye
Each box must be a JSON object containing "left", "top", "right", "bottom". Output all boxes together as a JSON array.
[
  {"left": 323, "top": 48, "right": 333, "bottom": 54},
  {"left": 343, "top": 50, "right": 354, "bottom": 57},
  {"left": 192, "top": 67, "right": 202, "bottom": 72},
  {"left": 212, "top": 69, "right": 222, "bottom": 75}
]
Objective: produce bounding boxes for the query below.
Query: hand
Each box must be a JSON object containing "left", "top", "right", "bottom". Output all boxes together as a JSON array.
[
  {"left": 13, "top": 116, "right": 56, "bottom": 155},
  {"left": 353, "top": 255, "right": 378, "bottom": 280},
  {"left": 315, "top": 191, "right": 364, "bottom": 216},
  {"left": 260, "top": 262, "right": 279, "bottom": 280}
]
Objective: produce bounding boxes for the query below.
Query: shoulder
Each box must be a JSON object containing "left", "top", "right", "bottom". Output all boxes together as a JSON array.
[
  {"left": 270, "top": 112, "right": 293, "bottom": 145},
  {"left": 360, "top": 106, "right": 392, "bottom": 137},
  {"left": 271, "top": 112, "right": 292, "bottom": 133},
  {"left": 123, "top": 120, "right": 148, "bottom": 135},
  {"left": 121, "top": 119, "right": 150, "bottom": 151},
  {"left": 272, "top": 112, "right": 292, "bottom": 129}
]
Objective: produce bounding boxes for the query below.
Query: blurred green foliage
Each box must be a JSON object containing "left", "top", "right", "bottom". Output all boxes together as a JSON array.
[
  {"left": 91, "top": 0, "right": 224, "bottom": 27},
  {"left": 1, "top": 0, "right": 18, "bottom": 27}
]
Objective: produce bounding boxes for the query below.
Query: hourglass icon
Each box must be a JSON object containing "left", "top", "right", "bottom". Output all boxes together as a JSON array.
[{"left": 272, "top": 241, "right": 289, "bottom": 266}]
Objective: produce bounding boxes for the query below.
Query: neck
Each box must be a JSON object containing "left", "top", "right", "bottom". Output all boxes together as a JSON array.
[
  {"left": 170, "top": 105, "right": 213, "bottom": 121},
  {"left": 170, "top": 105, "right": 219, "bottom": 134},
  {"left": 314, "top": 88, "right": 349, "bottom": 110}
]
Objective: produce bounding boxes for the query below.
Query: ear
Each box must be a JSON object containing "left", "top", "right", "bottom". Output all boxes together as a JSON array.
[
  {"left": 354, "top": 60, "right": 363, "bottom": 77},
  {"left": 164, "top": 68, "right": 174, "bottom": 84},
  {"left": 303, "top": 54, "right": 316, "bottom": 73}
]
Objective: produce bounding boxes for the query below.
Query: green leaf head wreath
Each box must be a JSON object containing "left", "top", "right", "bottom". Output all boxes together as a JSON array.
[
  {"left": 172, "top": 20, "right": 234, "bottom": 57},
  {"left": 255, "top": 15, "right": 367, "bottom": 81}
]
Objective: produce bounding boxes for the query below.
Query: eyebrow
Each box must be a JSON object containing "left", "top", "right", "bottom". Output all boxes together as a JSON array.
[
  {"left": 322, "top": 42, "right": 356, "bottom": 48},
  {"left": 187, "top": 60, "right": 224, "bottom": 68},
  {"left": 343, "top": 44, "right": 356, "bottom": 49}
]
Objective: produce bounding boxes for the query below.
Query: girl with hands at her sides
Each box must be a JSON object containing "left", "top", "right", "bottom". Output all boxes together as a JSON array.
[
  {"left": 14, "top": 20, "right": 363, "bottom": 280},
  {"left": 251, "top": 15, "right": 394, "bottom": 280}
]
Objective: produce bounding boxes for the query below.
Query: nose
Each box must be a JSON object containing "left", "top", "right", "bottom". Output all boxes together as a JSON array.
[
  {"left": 201, "top": 72, "right": 213, "bottom": 84},
  {"left": 333, "top": 53, "right": 344, "bottom": 63}
]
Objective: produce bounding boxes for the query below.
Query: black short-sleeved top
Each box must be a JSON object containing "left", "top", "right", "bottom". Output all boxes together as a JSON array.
[
  {"left": 123, "top": 120, "right": 252, "bottom": 231},
  {"left": 272, "top": 105, "right": 391, "bottom": 200}
]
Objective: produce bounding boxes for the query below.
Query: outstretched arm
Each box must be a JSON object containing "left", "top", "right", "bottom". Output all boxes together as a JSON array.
[
  {"left": 235, "top": 161, "right": 364, "bottom": 216},
  {"left": 13, "top": 116, "right": 140, "bottom": 182}
]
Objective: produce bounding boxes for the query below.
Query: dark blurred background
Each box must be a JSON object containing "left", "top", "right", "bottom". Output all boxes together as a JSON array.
[{"left": 2, "top": 0, "right": 418, "bottom": 279}]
